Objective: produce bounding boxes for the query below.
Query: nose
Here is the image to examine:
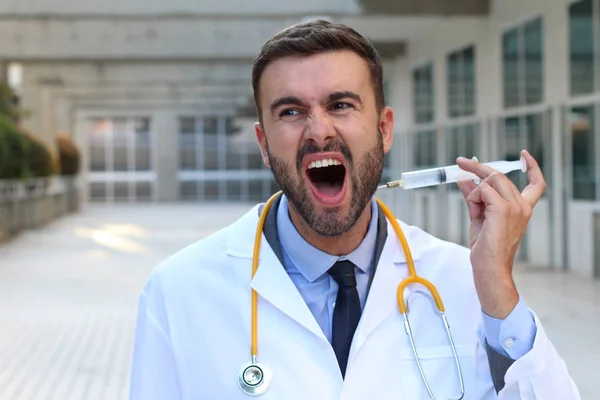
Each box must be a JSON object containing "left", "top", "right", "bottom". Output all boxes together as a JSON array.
[{"left": 304, "top": 111, "right": 336, "bottom": 148}]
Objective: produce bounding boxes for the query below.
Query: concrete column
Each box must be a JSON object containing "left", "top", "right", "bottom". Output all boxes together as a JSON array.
[
  {"left": 153, "top": 110, "right": 179, "bottom": 202},
  {"left": 386, "top": 56, "right": 412, "bottom": 221},
  {"left": 545, "top": 3, "right": 569, "bottom": 271}
]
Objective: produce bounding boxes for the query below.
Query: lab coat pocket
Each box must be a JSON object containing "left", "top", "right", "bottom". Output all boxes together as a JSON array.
[{"left": 396, "top": 344, "right": 476, "bottom": 400}]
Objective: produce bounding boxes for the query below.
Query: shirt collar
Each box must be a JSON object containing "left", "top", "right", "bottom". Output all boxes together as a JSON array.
[{"left": 276, "top": 194, "right": 379, "bottom": 283}]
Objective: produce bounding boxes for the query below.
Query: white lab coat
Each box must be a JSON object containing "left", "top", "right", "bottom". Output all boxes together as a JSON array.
[{"left": 130, "top": 203, "right": 580, "bottom": 399}]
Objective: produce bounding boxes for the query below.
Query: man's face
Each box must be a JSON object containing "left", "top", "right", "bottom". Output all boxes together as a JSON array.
[{"left": 255, "top": 50, "right": 394, "bottom": 236}]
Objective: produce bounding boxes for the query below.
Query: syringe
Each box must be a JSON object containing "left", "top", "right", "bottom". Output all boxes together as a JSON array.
[{"left": 378, "top": 156, "right": 527, "bottom": 190}]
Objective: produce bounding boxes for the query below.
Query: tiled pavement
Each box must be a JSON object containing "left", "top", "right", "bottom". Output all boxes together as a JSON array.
[{"left": 0, "top": 202, "right": 598, "bottom": 399}]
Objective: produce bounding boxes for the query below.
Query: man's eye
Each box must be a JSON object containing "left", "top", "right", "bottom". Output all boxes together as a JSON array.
[
  {"left": 331, "top": 102, "right": 352, "bottom": 111},
  {"left": 279, "top": 109, "right": 301, "bottom": 117}
]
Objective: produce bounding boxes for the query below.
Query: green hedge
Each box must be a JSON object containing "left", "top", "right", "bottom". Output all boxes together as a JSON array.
[
  {"left": 0, "top": 117, "right": 54, "bottom": 179},
  {"left": 0, "top": 116, "right": 27, "bottom": 179}
]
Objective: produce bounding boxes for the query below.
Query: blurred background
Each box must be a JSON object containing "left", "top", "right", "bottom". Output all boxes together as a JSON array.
[{"left": 0, "top": 0, "right": 598, "bottom": 399}]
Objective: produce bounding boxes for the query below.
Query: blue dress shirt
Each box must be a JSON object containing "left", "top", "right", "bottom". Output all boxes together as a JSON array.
[{"left": 276, "top": 194, "right": 537, "bottom": 359}]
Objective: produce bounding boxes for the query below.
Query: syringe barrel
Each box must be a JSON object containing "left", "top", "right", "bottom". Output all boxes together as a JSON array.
[
  {"left": 400, "top": 165, "right": 478, "bottom": 189},
  {"left": 400, "top": 167, "right": 445, "bottom": 189},
  {"left": 444, "top": 165, "right": 479, "bottom": 183}
]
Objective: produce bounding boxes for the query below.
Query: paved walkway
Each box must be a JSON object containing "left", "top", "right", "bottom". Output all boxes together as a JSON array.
[{"left": 0, "top": 203, "right": 598, "bottom": 399}]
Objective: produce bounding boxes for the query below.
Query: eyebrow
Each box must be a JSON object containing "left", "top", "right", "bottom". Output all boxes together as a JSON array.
[
  {"left": 269, "top": 91, "right": 363, "bottom": 115},
  {"left": 324, "top": 91, "right": 363, "bottom": 106}
]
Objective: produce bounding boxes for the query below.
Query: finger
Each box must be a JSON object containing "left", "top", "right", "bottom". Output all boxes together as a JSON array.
[
  {"left": 456, "top": 156, "right": 498, "bottom": 181},
  {"left": 456, "top": 180, "right": 483, "bottom": 220},
  {"left": 520, "top": 149, "right": 547, "bottom": 207},
  {"left": 456, "top": 179, "right": 477, "bottom": 200},
  {"left": 467, "top": 181, "right": 507, "bottom": 216},
  {"left": 482, "top": 171, "right": 520, "bottom": 203}
]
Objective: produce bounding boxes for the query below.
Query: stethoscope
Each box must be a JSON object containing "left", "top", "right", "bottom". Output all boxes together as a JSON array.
[{"left": 238, "top": 191, "right": 465, "bottom": 400}]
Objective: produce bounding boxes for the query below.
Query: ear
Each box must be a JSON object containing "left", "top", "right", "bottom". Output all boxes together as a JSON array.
[
  {"left": 379, "top": 106, "right": 394, "bottom": 155},
  {"left": 254, "top": 122, "right": 271, "bottom": 168}
]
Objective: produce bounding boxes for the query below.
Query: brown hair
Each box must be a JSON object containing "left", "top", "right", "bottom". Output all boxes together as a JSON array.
[{"left": 251, "top": 19, "right": 385, "bottom": 120}]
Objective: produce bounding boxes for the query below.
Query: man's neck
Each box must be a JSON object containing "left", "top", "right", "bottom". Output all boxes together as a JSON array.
[{"left": 287, "top": 201, "right": 373, "bottom": 256}]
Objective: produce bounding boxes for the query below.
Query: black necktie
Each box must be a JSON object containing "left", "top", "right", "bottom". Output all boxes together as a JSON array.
[{"left": 328, "top": 260, "right": 361, "bottom": 378}]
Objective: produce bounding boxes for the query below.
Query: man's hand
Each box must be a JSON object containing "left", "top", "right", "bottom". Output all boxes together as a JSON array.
[{"left": 455, "top": 150, "right": 546, "bottom": 319}]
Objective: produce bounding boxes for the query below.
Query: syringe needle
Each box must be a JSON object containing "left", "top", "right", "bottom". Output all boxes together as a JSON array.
[{"left": 377, "top": 180, "right": 403, "bottom": 189}]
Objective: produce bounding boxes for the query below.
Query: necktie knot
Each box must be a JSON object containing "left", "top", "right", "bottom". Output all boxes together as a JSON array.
[{"left": 327, "top": 260, "right": 357, "bottom": 289}]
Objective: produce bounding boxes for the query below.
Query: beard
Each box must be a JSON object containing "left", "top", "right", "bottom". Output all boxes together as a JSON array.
[{"left": 267, "top": 131, "right": 384, "bottom": 237}]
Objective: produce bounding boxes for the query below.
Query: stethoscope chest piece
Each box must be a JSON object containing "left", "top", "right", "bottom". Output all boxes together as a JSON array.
[{"left": 238, "top": 359, "right": 272, "bottom": 396}]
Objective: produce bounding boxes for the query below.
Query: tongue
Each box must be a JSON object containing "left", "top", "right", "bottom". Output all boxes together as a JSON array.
[{"left": 313, "top": 181, "right": 343, "bottom": 197}]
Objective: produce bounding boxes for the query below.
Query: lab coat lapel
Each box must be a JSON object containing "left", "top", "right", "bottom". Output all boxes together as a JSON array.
[
  {"left": 350, "top": 218, "right": 417, "bottom": 356},
  {"left": 228, "top": 206, "right": 327, "bottom": 343},
  {"left": 251, "top": 239, "right": 328, "bottom": 342}
]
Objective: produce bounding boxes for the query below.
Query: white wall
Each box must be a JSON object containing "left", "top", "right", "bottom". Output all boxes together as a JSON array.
[
  {"left": 0, "top": 16, "right": 484, "bottom": 60},
  {"left": 0, "top": 0, "right": 361, "bottom": 16}
]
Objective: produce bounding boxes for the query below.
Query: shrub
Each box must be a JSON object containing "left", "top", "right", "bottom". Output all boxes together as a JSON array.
[
  {"left": 0, "top": 82, "right": 23, "bottom": 124},
  {"left": 0, "top": 116, "right": 56, "bottom": 180},
  {"left": 56, "top": 133, "right": 81, "bottom": 176},
  {"left": 0, "top": 115, "right": 27, "bottom": 179},
  {"left": 20, "top": 129, "right": 54, "bottom": 178}
]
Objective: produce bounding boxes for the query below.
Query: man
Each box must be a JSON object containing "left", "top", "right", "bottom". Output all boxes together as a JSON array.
[{"left": 130, "top": 20, "right": 580, "bottom": 399}]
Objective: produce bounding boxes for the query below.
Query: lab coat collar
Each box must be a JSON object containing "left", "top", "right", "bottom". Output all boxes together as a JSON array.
[
  {"left": 388, "top": 219, "right": 422, "bottom": 263},
  {"left": 226, "top": 201, "right": 422, "bottom": 264}
]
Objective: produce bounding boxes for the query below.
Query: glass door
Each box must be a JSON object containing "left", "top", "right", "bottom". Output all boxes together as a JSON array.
[{"left": 87, "top": 116, "right": 155, "bottom": 202}]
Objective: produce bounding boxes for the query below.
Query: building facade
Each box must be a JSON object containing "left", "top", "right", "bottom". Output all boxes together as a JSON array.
[
  {"left": 1, "top": 0, "right": 598, "bottom": 277},
  {"left": 378, "top": 0, "right": 600, "bottom": 279}
]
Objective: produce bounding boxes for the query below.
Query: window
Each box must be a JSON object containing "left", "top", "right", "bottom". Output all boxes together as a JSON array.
[
  {"left": 134, "top": 117, "right": 151, "bottom": 171},
  {"left": 502, "top": 17, "right": 543, "bottom": 108},
  {"left": 88, "top": 117, "right": 151, "bottom": 173},
  {"left": 570, "top": 0, "right": 595, "bottom": 95},
  {"left": 382, "top": 148, "right": 392, "bottom": 184},
  {"left": 570, "top": 106, "right": 596, "bottom": 200},
  {"left": 89, "top": 119, "right": 108, "bottom": 172},
  {"left": 86, "top": 116, "right": 153, "bottom": 202},
  {"left": 383, "top": 80, "right": 391, "bottom": 106},
  {"left": 447, "top": 46, "right": 476, "bottom": 117},
  {"left": 413, "top": 64, "right": 435, "bottom": 123},
  {"left": 203, "top": 117, "right": 218, "bottom": 135},
  {"left": 413, "top": 130, "right": 437, "bottom": 168},
  {"left": 177, "top": 115, "right": 273, "bottom": 201},
  {"left": 445, "top": 124, "right": 478, "bottom": 189},
  {"left": 501, "top": 114, "right": 546, "bottom": 192}
]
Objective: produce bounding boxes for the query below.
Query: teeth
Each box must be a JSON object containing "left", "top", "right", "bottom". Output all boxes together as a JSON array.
[{"left": 308, "top": 158, "right": 342, "bottom": 169}]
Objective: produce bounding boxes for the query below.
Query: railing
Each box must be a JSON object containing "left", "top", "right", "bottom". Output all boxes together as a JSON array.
[
  {"left": 0, "top": 176, "right": 79, "bottom": 243},
  {"left": 0, "top": 177, "right": 75, "bottom": 202}
]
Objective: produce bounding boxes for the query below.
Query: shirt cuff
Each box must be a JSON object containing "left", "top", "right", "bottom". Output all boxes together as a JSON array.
[{"left": 481, "top": 296, "right": 537, "bottom": 360}]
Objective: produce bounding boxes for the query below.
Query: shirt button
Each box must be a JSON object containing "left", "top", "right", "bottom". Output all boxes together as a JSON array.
[{"left": 504, "top": 337, "right": 515, "bottom": 348}]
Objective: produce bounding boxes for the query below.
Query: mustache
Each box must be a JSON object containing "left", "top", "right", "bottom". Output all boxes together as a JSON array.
[{"left": 296, "top": 141, "right": 353, "bottom": 170}]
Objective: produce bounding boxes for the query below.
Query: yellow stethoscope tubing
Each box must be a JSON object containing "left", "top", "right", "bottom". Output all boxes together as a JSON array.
[
  {"left": 250, "top": 190, "right": 446, "bottom": 356},
  {"left": 249, "top": 191, "right": 464, "bottom": 400}
]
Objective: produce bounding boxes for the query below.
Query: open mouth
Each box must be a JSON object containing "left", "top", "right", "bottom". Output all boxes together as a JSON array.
[{"left": 306, "top": 158, "right": 347, "bottom": 201}]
